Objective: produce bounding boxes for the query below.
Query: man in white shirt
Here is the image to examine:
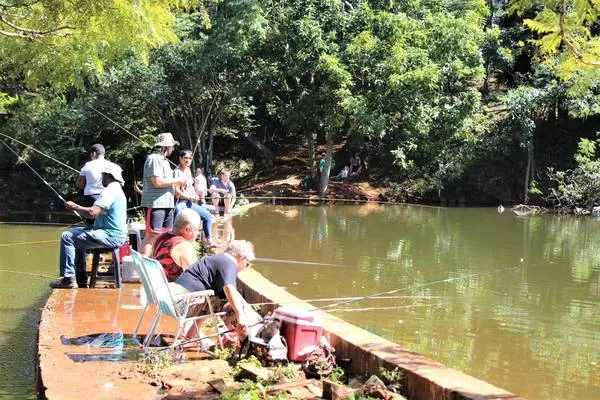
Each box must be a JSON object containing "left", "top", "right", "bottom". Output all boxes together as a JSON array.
[
  {"left": 50, "top": 162, "right": 128, "bottom": 289},
  {"left": 76, "top": 144, "right": 109, "bottom": 225}
]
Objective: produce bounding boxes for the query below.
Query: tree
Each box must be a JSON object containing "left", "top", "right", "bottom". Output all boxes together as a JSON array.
[
  {"left": 509, "top": 0, "right": 600, "bottom": 91},
  {"left": 0, "top": 0, "right": 214, "bottom": 90}
]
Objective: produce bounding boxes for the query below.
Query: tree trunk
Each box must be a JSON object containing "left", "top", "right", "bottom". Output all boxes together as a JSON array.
[
  {"left": 523, "top": 139, "right": 533, "bottom": 204},
  {"left": 306, "top": 131, "right": 315, "bottom": 177},
  {"left": 318, "top": 135, "right": 334, "bottom": 197},
  {"left": 245, "top": 135, "right": 275, "bottom": 168}
]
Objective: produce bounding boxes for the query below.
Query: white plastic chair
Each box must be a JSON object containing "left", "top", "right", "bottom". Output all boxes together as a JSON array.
[{"left": 141, "top": 255, "right": 223, "bottom": 353}]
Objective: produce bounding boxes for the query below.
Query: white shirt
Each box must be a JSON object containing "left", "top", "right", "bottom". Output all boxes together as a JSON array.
[{"left": 79, "top": 158, "right": 109, "bottom": 195}]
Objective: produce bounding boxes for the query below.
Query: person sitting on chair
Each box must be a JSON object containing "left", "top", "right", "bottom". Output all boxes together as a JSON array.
[
  {"left": 153, "top": 209, "right": 201, "bottom": 282},
  {"left": 50, "top": 162, "right": 127, "bottom": 289},
  {"left": 209, "top": 168, "right": 236, "bottom": 216},
  {"left": 172, "top": 240, "right": 261, "bottom": 341}
]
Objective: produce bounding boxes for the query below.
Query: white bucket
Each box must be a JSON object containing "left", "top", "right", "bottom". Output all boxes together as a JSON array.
[{"left": 121, "top": 255, "right": 140, "bottom": 283}]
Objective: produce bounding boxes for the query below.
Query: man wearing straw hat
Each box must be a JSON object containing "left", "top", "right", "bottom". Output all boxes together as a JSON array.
[
  {"left": 50, "top": 162, "right": 128, "bottom": 289},
  {"left": 140, "top": 132, "right": 187, "bottom": 256}
]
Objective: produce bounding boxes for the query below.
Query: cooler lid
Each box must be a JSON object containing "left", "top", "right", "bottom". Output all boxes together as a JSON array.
[{"left": 274, "top": 306, "right": 321, "bottom": 323}]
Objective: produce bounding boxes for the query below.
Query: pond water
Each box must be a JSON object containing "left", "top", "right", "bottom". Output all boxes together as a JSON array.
[
  {"left": 1, "top": 205, "right": 599, "bottom": 399},
  {"left": 234, "top": 204, "right": 600, "bottom": 400}
]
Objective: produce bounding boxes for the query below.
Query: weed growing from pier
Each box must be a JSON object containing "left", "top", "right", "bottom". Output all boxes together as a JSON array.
[
  {"left": 269, "top": 363, "right": 299, "bottom": 383},
  {"left": 137, "top": 351, "right": 174, "bottom": 378},
  {"left": 327, "top": 366, "right": 346, "bottom": 384},
  {"left": 377, "top": 366, "right": 403, "bottom": 392}
]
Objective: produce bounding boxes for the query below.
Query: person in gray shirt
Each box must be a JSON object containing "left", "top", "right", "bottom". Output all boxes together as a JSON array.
[{"left": 140, "top": 132, "right": 187, "bottom": 256}]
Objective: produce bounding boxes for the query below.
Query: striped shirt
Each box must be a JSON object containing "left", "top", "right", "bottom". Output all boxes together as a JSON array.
[{"left": 141, "top": 152, "right": 174, "bottom": 208}]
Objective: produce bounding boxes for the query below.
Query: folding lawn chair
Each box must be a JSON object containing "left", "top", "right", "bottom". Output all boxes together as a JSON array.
[
  {"left": 130, "top": 249, "right": 160, "bottom": 347},
  {"left": 141, "top": 255, "right": 224, "bottom": 354}
]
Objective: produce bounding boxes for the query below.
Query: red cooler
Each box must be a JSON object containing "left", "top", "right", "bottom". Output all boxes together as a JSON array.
[{"left": 273, "top": 307, "right": 323, "bottom": 361}]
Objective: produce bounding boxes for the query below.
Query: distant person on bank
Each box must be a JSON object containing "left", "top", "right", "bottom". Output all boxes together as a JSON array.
[
  {"left": 174, "top": 150, "right": 215, "bottom": 248},
  {"left": 172, "top": 239, "right": 261, "bottom": 340},
  {"left": 76, "top": 143, "right": 109, "bottom": 226},
  {"left": 50, "top": 162, "right": 127, "bottom": 289},
  {"left": 210, "top": 168, "right": 236, "bottom": 216},
  {"left": 139, "top": 132, "right": 187, "bottom": 256}
]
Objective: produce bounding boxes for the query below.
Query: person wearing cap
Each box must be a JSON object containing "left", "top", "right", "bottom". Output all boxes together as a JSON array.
[
  {"left": 76, "top": 143, "right": 109, "bottom": 226},
  {"left": 140, "top": 132, "right": 187, "bottom": 256},
  {"left": 49, "top": 162, "right": 128, "bottom": 289}
]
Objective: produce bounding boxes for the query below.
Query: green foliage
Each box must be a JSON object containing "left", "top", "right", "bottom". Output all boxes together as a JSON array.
[
  {"left": 508, "top": 0, "right": 600, "bottom": 92},
  {"left": 137, "top": 351, "right": 174, "bottom": 378},
  {"left": 268, "top": 364, "right": 300, "bottom": 383},
  {"left": 0, "top": 0, "right": 206, "bottom": 90},
  {"left": 546, "top": 138, "right": 600, "bottom": 210},
  {"left": 221, "top": 379, "right": 288, "bottom": 400},
  {"left": 378, "top": 366, "right": 403, "bottom": 387},
  {"left": 326, "top": 366, "right": 345, "bottom": 384}
]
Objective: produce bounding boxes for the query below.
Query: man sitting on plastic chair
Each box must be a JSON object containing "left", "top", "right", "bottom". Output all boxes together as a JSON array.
[{"left": 170, "top": 240, "right": 262, "bottom": 346}]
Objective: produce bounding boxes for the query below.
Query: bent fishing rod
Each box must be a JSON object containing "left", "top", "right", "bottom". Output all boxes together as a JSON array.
[
  {"left": 1, "top": 139, "right": 82, "bottom": 220},
  {"left": 0, "top": 132, "right": 79, "bottom": 173}
]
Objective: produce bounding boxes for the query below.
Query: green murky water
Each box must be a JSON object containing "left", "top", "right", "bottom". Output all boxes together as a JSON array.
[
  {"left": 235, "top": 205, "right": 600, "bottom": 400},
  {"left": 1, "top": 205, "right": 599, "bottom": 399}
]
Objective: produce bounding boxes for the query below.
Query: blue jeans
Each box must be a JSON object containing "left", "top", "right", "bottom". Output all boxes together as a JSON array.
[
  {"left": 175, "top": 200, "right": 214, "bottom": 239},
  {"left": 59, "top": 227, "right": 125, "bottom": 278}
]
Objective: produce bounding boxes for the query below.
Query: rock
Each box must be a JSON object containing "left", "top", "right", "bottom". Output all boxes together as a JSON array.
[
  {"left": 322, "top": 379, "right": 351, "bottom": 400},
  {"left": 237, "top": 363, "right": 271, "bottom": 382},
  {"left": 363, "top": 375, "right": 386, "bottom": 389},
  {"left": 361, "top": 375, "right": 407, "bottom": 400}
]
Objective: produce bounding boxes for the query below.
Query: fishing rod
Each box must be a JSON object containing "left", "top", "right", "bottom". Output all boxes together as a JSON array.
[
  {"left": 89, "top": 105, "right": 178, "bottom": 168},
  {"left": 1, "top": 139, "right": 82, "bottom": 220},
  {"left": 311, "top": 266, "right": 520, "bottom": 312},
  {"left": 0, "top": 132, "right": 79, "bottom": 173}
]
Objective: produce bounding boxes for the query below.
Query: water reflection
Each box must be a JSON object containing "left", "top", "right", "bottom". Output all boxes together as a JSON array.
[{"left": 236, "top": 205, "right": 600, "bottom": 400}]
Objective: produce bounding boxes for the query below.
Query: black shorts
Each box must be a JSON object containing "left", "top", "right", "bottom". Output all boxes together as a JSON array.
[{"left": 144, "top": 207, "right": 174, "bottom": 235}]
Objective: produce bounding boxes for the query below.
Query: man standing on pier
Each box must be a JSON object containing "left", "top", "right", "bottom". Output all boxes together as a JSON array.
[
  {"left": 49, "top": 162, "right": 128, "bottom": 289},
  {"left": 139, "top": 132, "right": 187, "bottom": 256},
  {"left": 76, "top": 143, "right": 109, "bottom": 226}
]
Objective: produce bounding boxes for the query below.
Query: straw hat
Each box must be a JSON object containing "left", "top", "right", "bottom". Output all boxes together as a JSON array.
[
  {"left": 101, "top": 162, "right": 125, "bottom": 186},
  {"left": 154, "top": 132, "right": 180, "bottom": 147}
]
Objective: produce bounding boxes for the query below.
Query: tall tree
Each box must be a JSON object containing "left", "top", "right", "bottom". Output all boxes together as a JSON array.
[
  {"left": 509, "top": 0, "right": 600, "bottom": 91},
  {"left": 0, "top": 0, "right": 214, "bottom": 90}
]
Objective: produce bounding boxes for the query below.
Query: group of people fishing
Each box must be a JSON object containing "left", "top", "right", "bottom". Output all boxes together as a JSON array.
[{"left": 48, "top": 132, "right": 261, "bottom": 341}]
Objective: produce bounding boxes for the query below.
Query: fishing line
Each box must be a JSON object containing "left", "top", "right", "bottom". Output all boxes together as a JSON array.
[
  {"left": 89, "top": 105, "right": 178, "bottom": 168},
  {"left": 0, "top": 268, "right": 57, "bottom": 280},
  {"left": 311, "top": 266, "right": 520, "bottom": 312},
  {"left": 0, "top": 239, "right": 60, "bottom": 247},
  {"left": 254, "top": 257, "right": 344, "bottom": 268},
  {"left": 1, "top": 139, "right": 82, "bottom": 220},
  {"left": 326, "top": 303, "right": 444, "bottom": 313},
  {"left": 89, "top": 105, "right": 152, "bottom": 149},
  {"left": 249, "top": 295, "right": 445, "bottom": 307},
  {"left": 0, "top": 132, "right": 79, "bottom": 173}
]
